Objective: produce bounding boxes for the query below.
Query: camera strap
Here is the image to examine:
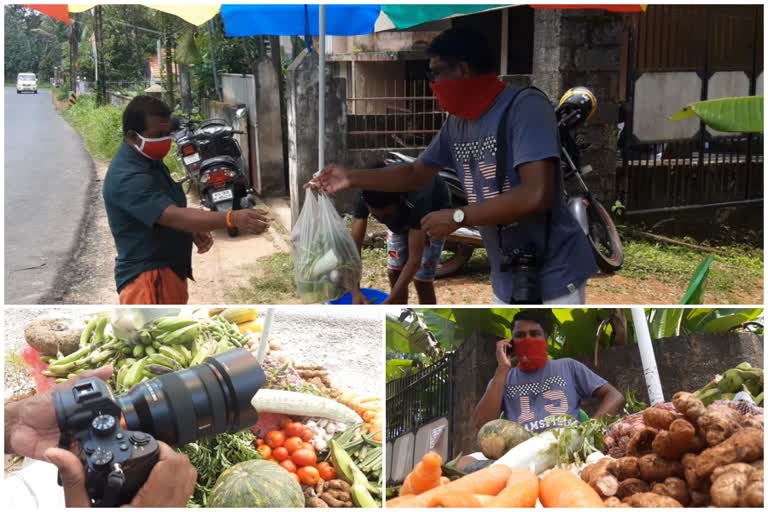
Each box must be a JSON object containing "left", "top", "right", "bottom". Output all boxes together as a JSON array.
[{"left": 495, "top": 86, "right": 552, "bottom": 257}]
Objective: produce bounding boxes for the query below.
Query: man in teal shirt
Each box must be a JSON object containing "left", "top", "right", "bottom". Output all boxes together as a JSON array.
[{"left": 103, "top": 96, "right": 270, "bottom": 303}]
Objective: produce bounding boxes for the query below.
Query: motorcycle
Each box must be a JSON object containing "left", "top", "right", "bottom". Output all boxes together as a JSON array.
[
  {"left": 384, "top": 86, "right": 624, "bottom": 278},
  {"left": 171, "top": 112, "right": 256, "bottom": 237}
]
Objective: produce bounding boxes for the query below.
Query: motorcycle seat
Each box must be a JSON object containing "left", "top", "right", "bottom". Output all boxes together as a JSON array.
[{"left": 200, "top": 155, "right": 238, "bottom": 171}]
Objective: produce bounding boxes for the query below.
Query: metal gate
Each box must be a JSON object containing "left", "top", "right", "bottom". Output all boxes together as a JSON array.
[{"left": 618, "top": 5, "right": 763, "bottom": 214}]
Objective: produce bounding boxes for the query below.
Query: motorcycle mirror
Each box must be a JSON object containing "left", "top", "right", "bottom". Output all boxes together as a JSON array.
[{"left": 235, "top": 107, "right": 247, "bottom": 119}]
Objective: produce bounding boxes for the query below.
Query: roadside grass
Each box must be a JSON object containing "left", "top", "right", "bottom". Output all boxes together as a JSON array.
[
  {"left": 59, "top": 94, "right": 183, "bottom": 176},
  {"left": 229, "top": 232, "right": 762, "bottom": 304}
]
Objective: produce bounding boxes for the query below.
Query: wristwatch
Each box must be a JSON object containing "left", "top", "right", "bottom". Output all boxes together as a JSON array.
[{"left": 452, "top": 209, "right": 465, "bottom": 225}]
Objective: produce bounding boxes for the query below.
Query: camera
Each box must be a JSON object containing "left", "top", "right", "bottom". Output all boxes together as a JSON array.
[
  {"left": 52, "top": 348, "right": 265, "bottom": 507},
  {"left": 498, "top": 223, "right": 542, "bottom": 304}
]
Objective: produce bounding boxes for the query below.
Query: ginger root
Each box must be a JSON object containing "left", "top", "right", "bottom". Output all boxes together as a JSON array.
[
  {"left": 581, "top": 457, "right": 620, "bottom": 498},
  {"left": 604, "top": 497, "right": 631, "bottom": 508},
  {"left": 616, "top": 456, "right": 641, "bottom": 480},
  {"left": 652, "top": 418, "right": 696, "bottom": 460},
  {"left": 307, "top": 497, "right": 329, "bottom": 508},
  {"left": 639, "top": 454, "right": 684, "bottom": 482},
  {"left": 643, "top": 406, "right": 678, "bottom": 430},
  {"left": 623, "top": 492, "right": 683, "bottom": 508},
  {"left": 627, "top": 427, "right": 658, "bottom": 457},
  {"left": 697, "top": 404, "right": 743, "bottom": 447},
  {"left": 616, "top": 478, "right": 650, "bottom": 500},
  {"left": 743, "top": 468, "right": 764, "bottom": 508},
  {"left": 651, "top": 477, "right": 689, "bottom": 507},
  {"left": 327, "top": 480, "right": 352, "bottom": 492},
  {"left": 672, "top": 392, "right": 706, "bottom": 423},
  {"left": 693, "top": 428, "right": 764, "bottom": 479}
]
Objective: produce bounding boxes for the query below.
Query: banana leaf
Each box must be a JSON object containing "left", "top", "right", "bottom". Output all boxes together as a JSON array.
[
  {"left": 175, "top": 30, "right": 202, "bottom": 65},
  {"left": 682, "top": 308, "right": 763, "bottom": 334},
  {"left": 386, "top": 314, "right": 431, "bottom": 354},
  {"left": 680, "top": 254, "right": 715, "bottom": 305},
  {"left": 386, "top": 359, "right": 415, "bottom": 382},
  {"left": 669, "top": 96, "right": 763, "bottom": 133},
  {"left": 648, "top": 308, "right": 685, "bottom": 339}
]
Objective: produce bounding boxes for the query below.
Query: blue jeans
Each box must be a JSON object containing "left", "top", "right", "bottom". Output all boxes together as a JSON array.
[{"left": 386, "top": 231, "right": 445, "bottom": 282}]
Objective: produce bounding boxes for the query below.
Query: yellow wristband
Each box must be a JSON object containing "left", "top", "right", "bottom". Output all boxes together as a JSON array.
[{"left": 226, "top": 210, "right": 235, "bottom": 229}]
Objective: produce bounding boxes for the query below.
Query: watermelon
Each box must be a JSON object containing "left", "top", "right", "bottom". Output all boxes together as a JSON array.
[
  {"left": 208, "top": 459, "right": 305, "bottom": 508},
  {"left": 477, "top": 419, "right": 531, "bottom": 460}
]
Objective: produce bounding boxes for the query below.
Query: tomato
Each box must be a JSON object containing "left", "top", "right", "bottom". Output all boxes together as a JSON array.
[
  {"left": 297, "top": 466, "right": 321, "bottom": 486},
  {"left": 279, "top": 459, "right": 297, "bottom": 473},
  {"left": 291, "top": 448, "right": 318, "bottom": 468},
  {"left": 257, "top": 445, "right": 272, "bottom": 460},
  {"left": 291, "top": 472, "right": 301, "bottom": 484},
  {"left": 256, "top": 438, "right": 265, "bottom": 447},
  {"left": 284, "top": 421, "right": 306, "bottom": 438},
  {"left": 300, "top": 429, "right": 314, "bottom": 442},
  {"left": 279, "top": 418, "right": 293, "bottom": 429},
  {"left": 272, "top": 446, "right": 290, "bottom": 462},
  {"left": 302, "top": 442, "right": 315, "bottom": 451},
  {"left": 283, "top": 436, "right": 304, "bottom": 455},
  {"left": 265, "top": 430, "right": 286, "bottom": 449},
  {"left": 317, "top": 462, "right": 337, "bottom": 481}
]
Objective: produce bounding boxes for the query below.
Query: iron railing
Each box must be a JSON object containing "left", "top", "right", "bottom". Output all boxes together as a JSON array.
[
  {"left": 385, "top": 353, "right": 454, "bottom": 442},
  {"left": 347, "top": 79, "right": 447, "bottom": 150}
]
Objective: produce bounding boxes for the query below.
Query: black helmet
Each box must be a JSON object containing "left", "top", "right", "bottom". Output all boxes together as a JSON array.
[{"left": 556, "top": 86, "right": 597, "bottom": 129}]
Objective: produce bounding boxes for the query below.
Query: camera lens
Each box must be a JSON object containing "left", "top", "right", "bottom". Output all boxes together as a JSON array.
[{"left": 117, "top": 348, "right": 265, "bottom": 446}]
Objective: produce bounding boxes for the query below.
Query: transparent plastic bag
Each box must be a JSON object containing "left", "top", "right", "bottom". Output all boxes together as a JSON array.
[{"left": 291, "top": 191, "right": 362, "bottom": 303}]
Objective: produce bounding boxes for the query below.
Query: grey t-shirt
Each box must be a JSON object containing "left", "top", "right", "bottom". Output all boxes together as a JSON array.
[
  {"left": 501, "top": 358, "right": 608, "bottom": 434},
  {"left": 418, "top": 86, "right": 597, "bottom": 301}
]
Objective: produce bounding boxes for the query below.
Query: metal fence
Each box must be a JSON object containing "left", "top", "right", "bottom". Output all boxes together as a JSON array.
[
  {"left": 347, "top": 80, "right": 446, "bottom": 150},
  {"left": 385, "top": 353, "right": 454, "bottom": 442}
]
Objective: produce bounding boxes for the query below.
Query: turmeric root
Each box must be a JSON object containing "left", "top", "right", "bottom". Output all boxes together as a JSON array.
[
  {"left": 627, "top": 427, "right": 658, "bottom": 457},
  {"left": 639, "top": 454, "right": 684, "bottom": 482},
  {"left": 623, "top": 492, "right": 684, "bottom": 508},
  {"left": 652, "top": 418, "right": 696, "bottom": 459},
  {"left": 693, "top": 428, "right": 764, "bottom": 479},
  {"left": 651, "top": 477, "right": 689, "bottom": 507},
  {"left": 616, "top": 456, "right": 640, "bottom": 480},
  {"left": 615, "top": 478, "right": 650, "bottom": 500},
  {"left": 697, "top": 404, "right": 743, "bottom": 446},
  {"left": 672, "top": 392, "right": 706, "bottom": 423},
  {"left": 643, "top": 406, "right": 678, "bottom": 430},
  {"left": 581, "top": 457, "right": 620, "bottom": 498},
  {"left": 604, "top": 497, "right": 631, "bottom": 507}
]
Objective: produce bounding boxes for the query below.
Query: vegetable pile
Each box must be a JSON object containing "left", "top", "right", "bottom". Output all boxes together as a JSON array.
[{"left": 18, "top": 307, "right": 382, "bottom": 508}]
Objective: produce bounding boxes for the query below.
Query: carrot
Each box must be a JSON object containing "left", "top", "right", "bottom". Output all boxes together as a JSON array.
[
  {"left": 539, "top": 469, "right": 605, "bottom": 508},
  {"left": 485, "top": 469, "right": 539, "bottom": 508},
  {"left": 389, "top": 465, "right": 513, "bottom": 507},
  {"left": 400, "top": 451, "right": 443, "bottom": 496},
  {"left": 386, "top": 495, "right": 419, "bottom": 507},
  {"left": 427, "top": 494, "right": 496, "bottom": 507},
  {"left": 439, "top": 476, "right": 451, "bottom": 486}
]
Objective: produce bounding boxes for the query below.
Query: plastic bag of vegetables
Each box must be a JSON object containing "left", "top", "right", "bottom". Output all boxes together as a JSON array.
[{"left": 292, "top": 190, "right": 362, "bottom": 303}]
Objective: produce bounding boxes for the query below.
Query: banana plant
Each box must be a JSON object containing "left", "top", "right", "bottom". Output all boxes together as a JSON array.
[
  {"left": 669, "top": 96, "right": 763, "bottom": 133},
  {"left": 681, "top": 255, "right": 715, "bottom": 305}
]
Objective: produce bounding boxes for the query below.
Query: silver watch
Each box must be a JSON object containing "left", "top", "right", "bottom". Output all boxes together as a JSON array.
[{"left": 452, "top": 209, "right": 465, "bottom": 225}]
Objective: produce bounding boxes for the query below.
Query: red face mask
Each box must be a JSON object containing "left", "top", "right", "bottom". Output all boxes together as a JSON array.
[
  {"left": 132, "top": 133, "right": 172, "bottom": 161},
  {"left": 429, "top": 73, "right": 505, "bottom": 121},
  {"left": 514, "top": 337, "right": 549, "bottom": 372}
]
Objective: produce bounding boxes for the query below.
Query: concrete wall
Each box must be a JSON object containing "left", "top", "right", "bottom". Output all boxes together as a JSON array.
[
  {"left": 286, "top": 50, "right": 349, "bottom": 226},
  {"left": 578, "top": 332, "right": 764, "bottom": 412},
  {"left": 254, "top": 58, "right": 287, "bottom": 195},
  {"left": 532, "top": 9, "right": 624, "bottom": 201},
  {"left": 331, "top": 31, "right": 442, "bottom": 55},
  {"left": 350, "top": 61, "right": 408, "bottom": 114}
]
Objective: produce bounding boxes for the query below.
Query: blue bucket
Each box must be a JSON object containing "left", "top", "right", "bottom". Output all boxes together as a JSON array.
[{"left": 329, "top": 288, "right": 389, "bottom": 305}]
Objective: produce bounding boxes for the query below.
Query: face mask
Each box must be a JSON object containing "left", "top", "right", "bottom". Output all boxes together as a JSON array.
[
  {"left": 430, "top": 73, "right": 505, "bottom": 121},
  {"left": 514, "top": 337, "right": 549, "bottom": 372},
  {"left": 132, "top": 133, "right": 172, "bottom": 160}
]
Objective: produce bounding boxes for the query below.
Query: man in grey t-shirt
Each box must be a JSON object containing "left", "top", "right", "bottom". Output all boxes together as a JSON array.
[
  {"left": 473, "top": 310, "right": 625, "bottom": 434},
  {"left": 313, "top": 27, "right": 597, "bottom": 304}
]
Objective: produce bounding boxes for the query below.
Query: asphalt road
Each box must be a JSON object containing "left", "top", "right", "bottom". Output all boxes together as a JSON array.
[{"left": 4, "top": 87, "right": 93, "bottom": 304}]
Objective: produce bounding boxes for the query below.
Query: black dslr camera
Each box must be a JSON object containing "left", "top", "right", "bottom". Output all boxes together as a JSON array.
[
  {"left": 52, "top": 348, "right": 266, "bottom": 507},
  {"left": 498, "top": 224, "right": 543, "bottom": 305}
]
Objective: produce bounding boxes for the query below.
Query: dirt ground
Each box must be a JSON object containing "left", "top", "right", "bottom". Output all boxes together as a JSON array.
[{"left": 52, "top": 160, "right": 290, "bottom": 304}]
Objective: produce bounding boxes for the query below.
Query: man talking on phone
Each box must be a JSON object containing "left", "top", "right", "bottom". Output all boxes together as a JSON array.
[{"left": 473, "top": 310, "right": 624, "bottom": 433}]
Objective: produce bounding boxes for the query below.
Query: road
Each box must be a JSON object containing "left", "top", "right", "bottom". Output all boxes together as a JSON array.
[{"left": 4, "top": 88, "right": 93, "bottom": 304}]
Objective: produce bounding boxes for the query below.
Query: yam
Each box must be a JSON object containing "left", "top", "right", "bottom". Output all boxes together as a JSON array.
[
  {"left": 643, "top": 407, "right": 677, "bottom": 430},
  {"left": 616, "top": 456, "right": 640, "bottom": 480},
  {"left": 627, "top": 427, "right": 658, "bottom": 457},
  {"left": 581, "top": 457, "right": 619, "bottom": 498},
  {"left": 672, "top": 392, "right": 706, "bottom": 422},
  {"left": 697, "top": 404, "right": 743, "bottom": 446},
  {"left": 651, "top": 418, "right": 696, "bottom": 459},
  {"left": 638, "top": 454, "right": 684, "bottom": 482},
  {"left": 651, "top": 477, "right": 689, "bottom": 507},
  {"left": 615, "top": 478, "right": 650, "bottom": 500},
  {"left": 623, "top": 492, "right": 683, "bottom": 508},
  {"left": 24, "top": 318, "right": 83, "bottom": 357},
  {"left": 743, "top": 468, "right": 763, "bottom": 508},
  {"left": 693, "top": 428, "right": 763, "bottom": 479}
]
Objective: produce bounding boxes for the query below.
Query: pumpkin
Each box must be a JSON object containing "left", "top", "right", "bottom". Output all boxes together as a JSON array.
[
  {"left": 208, "top": 459, "right": 305, "bottom": 508},
  {"left": 477, "top": 419, "right": 531, "bottom": 459}
]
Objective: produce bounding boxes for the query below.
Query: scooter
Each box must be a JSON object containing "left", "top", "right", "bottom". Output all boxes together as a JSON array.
[
  {"left": 172, "top": 112, "right": 256, "bottom": 237},
  {"left": 384, "top": 86, "right": 624, "bottom": 278}
]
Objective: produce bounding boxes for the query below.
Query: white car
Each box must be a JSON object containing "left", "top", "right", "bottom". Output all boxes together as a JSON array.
[{"left": 16, "top": 73, "right": 38, "bottom": 94}]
